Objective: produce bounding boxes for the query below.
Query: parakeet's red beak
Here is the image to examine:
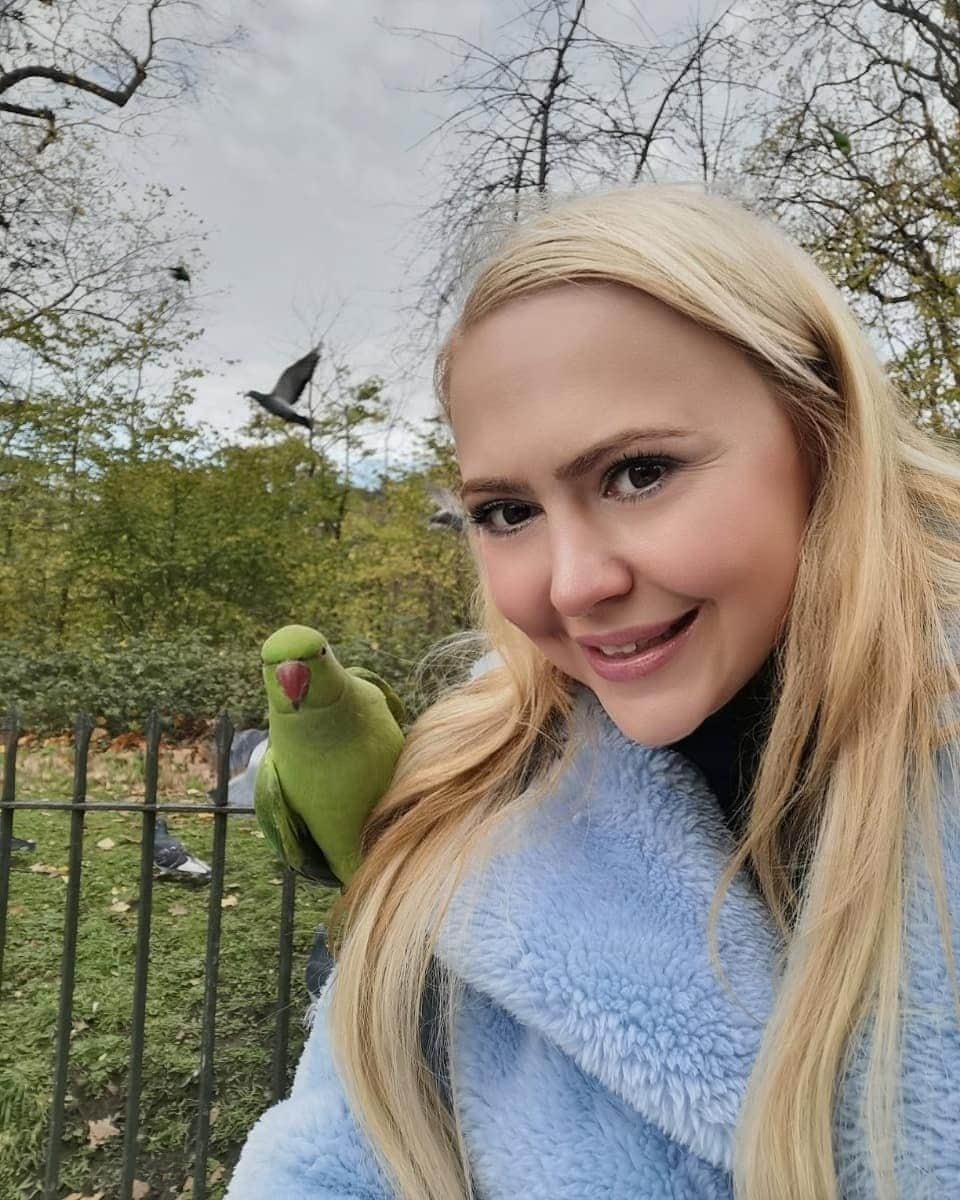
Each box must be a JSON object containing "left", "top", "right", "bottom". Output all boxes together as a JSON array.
[{"left": 276, "top": 661, "right": 310, "bottom": 707}]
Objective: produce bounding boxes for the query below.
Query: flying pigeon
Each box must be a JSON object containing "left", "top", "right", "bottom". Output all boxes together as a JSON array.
[
  {"left": 254, "top": 624, "right": 405, "bottom": 887},
  {"left": 153, "top": 817, "right": 212, "bottom": 883},
  {"left": 245, "top": 345, "right": 321, "bottom": 432},
  {"left": 425, "top": 482, "right": 465, "bottom": 532},
  {"left": 168, "top": 264, "right": 191, "bottom": 284}
]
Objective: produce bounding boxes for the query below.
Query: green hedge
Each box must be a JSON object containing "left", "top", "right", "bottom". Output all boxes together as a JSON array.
[
  {"left": 0, "top": 633, "right": 425, "bottom": 737},
  {"left": 0, "top": 634, "right": 267, "bottom": 735}
]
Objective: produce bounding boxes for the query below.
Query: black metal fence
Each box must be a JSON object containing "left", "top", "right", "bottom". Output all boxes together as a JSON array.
[{"left": 0, "top": 708, "right": 299, "bottom": 1200}]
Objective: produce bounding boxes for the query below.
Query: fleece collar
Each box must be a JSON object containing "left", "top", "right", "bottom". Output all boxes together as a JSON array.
[{"left": 435, "top": 682, "right": 783, "bottom": 1171}]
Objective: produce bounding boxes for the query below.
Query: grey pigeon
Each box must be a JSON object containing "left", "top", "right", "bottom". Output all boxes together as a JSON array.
[
  {"left": 305, "top": 923, "right": 336, "bottom": 1000},
  {"left": 2, "top": 833, "right": 35, "bottom": 853},
  {"left": 245, "top": 345, "right": 321, "bottom": 431},
  {"left": 230, "top": 727, "right": 268, "bottom": 771},
  {"left": 425, "top": 482, "right": 465, "bottom": 533},
  {"left": 154, "top": 817, "right": 212, "bottom": 883},
  {"left": 206, "top": 727, "right": 267, "bottom": 810}
]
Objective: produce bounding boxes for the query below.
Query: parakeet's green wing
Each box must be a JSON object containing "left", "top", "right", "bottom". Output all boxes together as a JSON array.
[
  {"left": 347, "top": 667, "right": 405, "bottom": 726},
  {"left": 254, "top": 746, "right": 341, "bottom": 887}
]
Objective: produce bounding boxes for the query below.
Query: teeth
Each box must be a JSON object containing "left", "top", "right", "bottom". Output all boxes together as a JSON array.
[
  {"left": 595, "top": 614, "right": 692, "bottom": 657},
  {"left": 598, "top": 641, "right": 641, "bottom": 657}
]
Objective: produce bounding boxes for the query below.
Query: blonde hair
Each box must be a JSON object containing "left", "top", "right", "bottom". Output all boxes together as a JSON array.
[{"left": 328, "top": 184, "right": 960, "bottom": 1199}]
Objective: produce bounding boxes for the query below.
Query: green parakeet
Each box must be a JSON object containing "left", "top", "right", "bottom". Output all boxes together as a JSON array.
[{"left": 254, "top": 624, "right": 406, "bottom": 887}]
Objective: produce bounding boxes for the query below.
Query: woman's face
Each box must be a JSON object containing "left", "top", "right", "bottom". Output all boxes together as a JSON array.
[{"left": 448, "top": 282, "right": 814, "bottom": 746}]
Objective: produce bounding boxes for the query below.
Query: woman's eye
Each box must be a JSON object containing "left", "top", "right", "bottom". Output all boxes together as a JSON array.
[
  {"left": 465, "top": 454, "right": 677, "bottom": 538},
  {"left": 606, "top": 458, "right": 670, "bottom": 499}
]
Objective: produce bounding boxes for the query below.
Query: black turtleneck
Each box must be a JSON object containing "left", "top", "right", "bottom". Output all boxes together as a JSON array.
[{"left": 669, "top": 654, "right": 778, "bottom": 839}]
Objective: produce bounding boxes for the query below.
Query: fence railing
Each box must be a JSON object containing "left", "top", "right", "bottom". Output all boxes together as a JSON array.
[{"left": 0, "top": 708, "right": 299, "bottom": 1200}]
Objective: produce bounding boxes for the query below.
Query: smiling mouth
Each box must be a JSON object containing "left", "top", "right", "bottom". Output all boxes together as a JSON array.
[
  {"left": 592, "top": 608, "right": 700, "bottom": 657},
  {"left": 580, "top": 606, "right": 701, "bottom": 681}
]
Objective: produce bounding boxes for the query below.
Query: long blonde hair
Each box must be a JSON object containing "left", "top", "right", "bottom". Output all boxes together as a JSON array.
[{"left": 328, "top": 184, "right": 960, "bottom": 1200}]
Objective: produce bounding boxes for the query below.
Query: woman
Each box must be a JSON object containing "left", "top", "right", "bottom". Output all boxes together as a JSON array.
[{"left": 226, "top": 185, "right": 960, "bottom": 1199}]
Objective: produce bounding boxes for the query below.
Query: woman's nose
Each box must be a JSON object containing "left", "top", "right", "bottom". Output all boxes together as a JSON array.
[{"left": 548, "top": 521, "right": 634, "bottom": 616}]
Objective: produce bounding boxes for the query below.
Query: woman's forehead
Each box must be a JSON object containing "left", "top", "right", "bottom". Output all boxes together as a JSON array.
[{"left": 447, "top": 283, "right": 779, "bottom": 453}]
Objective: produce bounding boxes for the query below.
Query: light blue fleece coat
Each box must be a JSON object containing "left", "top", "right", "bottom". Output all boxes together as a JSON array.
[{"left": 226, "top": 681, "right": 960, "bottom": 1199}]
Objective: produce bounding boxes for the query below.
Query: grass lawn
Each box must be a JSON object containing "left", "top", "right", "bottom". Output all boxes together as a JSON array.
[{"left": 0, "top": 731, "right": 338, "bottom": 1200}]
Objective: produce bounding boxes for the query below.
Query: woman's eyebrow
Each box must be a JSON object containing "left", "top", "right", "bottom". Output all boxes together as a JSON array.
[{"left": 458, "top": 426, "right": 693, "bottom": 501}]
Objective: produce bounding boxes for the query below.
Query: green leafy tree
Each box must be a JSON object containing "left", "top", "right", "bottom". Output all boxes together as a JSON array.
[{"left": 0, "top": 300, "right": 205, "bottom": 641}]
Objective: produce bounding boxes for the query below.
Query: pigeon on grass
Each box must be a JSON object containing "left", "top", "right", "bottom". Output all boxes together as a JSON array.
[
  {"left": 153, "top": 817, "right": 212, "bottom": 883},
  {"left": 2, "top": 833, "right": 36, "bottom": 853},
  {"left": 245, "top": 345, "right": 321, "bottom": 431}
]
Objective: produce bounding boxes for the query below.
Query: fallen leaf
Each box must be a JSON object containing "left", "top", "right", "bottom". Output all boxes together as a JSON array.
[
  {"left": 108, "top": 731, "right": 142, "bottom": 752},
  {"left": 168, "top": 903, "right": 187, "bottom": 917},
  {"left": 132, "top": 1181, "right": 151, "bottom": 1198},
  {"left": 65, "top": 1192, "right": 104, "bottom": 1200},
  {"left": 108, "top": 900, "right": 131, "bottom": 914},
  {"left": 220, "top": 894, "right": 238, "bottom": 908},
  {"left": 87, "top": 1116, "right": 120, "bottom": 1148},
  {"left": 29, "top": 863, "right": 60, "bottom": 876},
  {"left": 209, "top": 1104, "right": 219, "bottom": 1125},
  {"left": 96, "top": 837, "right": 115, "bottom": 850},
  {"left": 209, "top": 1165, "right": 225, "bottom": 1183},
  {"left": 269, "top": 877, "right": 282, "bottom": 885},
  {"left": 250, "top": 830, "right": 265, "bottom": 839}
]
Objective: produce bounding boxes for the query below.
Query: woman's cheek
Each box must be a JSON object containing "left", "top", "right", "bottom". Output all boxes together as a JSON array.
[{"left": 481, "top": 550, "right": 549, "bottom": 630}]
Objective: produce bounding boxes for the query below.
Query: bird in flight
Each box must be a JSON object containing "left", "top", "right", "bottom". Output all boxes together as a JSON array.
[{"left": 245, "top": 345, "right": 321, "bottom": 431}]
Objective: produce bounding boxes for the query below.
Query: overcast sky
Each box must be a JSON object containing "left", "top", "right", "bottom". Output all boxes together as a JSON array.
[{"left": 124, "top": 0, "right": 702, "bottom": 478}]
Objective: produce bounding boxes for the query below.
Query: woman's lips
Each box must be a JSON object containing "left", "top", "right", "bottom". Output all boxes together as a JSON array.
[{"left": 582, "top": 607, "right": 701, "bottom": 681}]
